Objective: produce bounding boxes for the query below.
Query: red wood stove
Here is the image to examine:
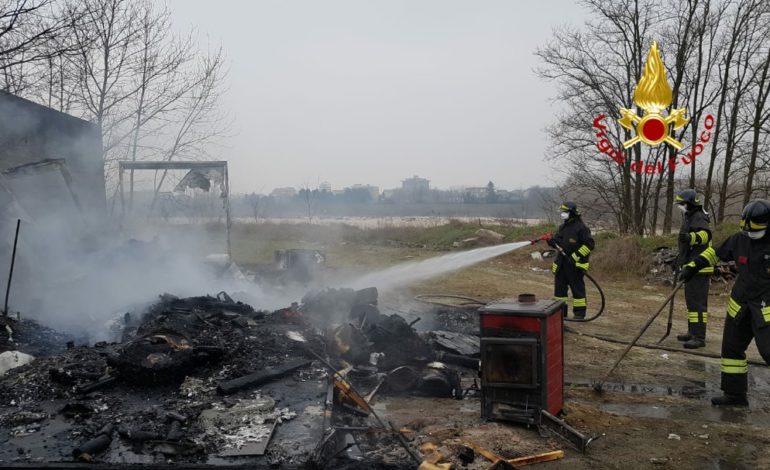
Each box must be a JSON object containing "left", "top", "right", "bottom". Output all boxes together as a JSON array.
[{"left": 479, "top": 294, "right": 565, "bottom": 425}]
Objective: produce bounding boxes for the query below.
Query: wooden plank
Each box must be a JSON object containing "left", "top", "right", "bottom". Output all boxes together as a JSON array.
[
  {"left": 462, "top": 441, "right": 505, "bottom": 463},
  {"left": 508, "top": 450, "right": 564, "bottom": 466}
]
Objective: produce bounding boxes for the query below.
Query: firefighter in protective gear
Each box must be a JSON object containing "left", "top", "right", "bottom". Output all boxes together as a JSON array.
[
  {"left": 548, "top": 202, "right": 595, "bottom": 319},
  {"left": 681, "top": 199, "right": 770, "bottom": 407},
  {"left": 675, "top": 189, "right": 712, "bottom": 349}
]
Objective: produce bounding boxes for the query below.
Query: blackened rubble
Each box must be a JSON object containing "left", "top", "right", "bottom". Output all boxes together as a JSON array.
[{"left": 0, "top": 287, "right": 482, "bottom": 467}]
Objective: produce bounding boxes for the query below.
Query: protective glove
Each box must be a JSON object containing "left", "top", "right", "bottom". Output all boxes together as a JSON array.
[
  {"left": 678, "top": 232, "right": 691, "bottom": 244},
  {"left": 546, "top": 238, "right": 557, "bottom": 248},
  {"left": 678, "top": 265, "right": 696, "bottom": 282}
]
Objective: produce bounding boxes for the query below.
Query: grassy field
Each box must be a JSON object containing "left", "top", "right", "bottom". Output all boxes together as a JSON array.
[{"left": 226, "top": 218, "right": 730, "bottom": 275}]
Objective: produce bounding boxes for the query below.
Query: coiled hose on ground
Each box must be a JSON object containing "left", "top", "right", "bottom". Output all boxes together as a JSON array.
[{"left": 414, "top": 267, "right": 605, "bottom": 324}]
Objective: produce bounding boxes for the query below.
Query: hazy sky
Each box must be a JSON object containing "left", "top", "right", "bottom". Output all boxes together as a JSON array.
[{"left": 165, "top": 1, "right": 588, "bottom": 194}]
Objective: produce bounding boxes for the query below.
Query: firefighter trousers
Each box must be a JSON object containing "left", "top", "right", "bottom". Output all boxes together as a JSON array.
[
  {"left": 684, "top": 274, "right": 709, "bottom": 340},
  {"left": 720, "top": 301, "right": 770, "bottom": 396},
  {"left": 554, "top": 261, "right": 586, "bottom": 318}
]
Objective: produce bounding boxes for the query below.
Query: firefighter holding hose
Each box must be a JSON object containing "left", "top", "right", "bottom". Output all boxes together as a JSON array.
[
  {"left": 680, "top": 199, "right": 770, "bottom": 406},
  {"left": 546, "top": 202, "right": 595, "bottom": 319},
  {"left": 675, "top": 189, "right": 712, "bottom": 349}
]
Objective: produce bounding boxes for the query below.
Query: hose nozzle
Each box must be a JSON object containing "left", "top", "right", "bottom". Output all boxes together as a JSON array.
[{"left": 531, "top": 232, "right": 553, "bottom": 244}]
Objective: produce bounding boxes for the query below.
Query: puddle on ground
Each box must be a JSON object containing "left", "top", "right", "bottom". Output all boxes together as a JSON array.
[
  {"left": 569, "top": 358, "right": 770, "bottom": 397},
  {"left": 595, "top": 402, "right": 770, "bottom": 427},
  {"left": 706, "top": 458, "right": 752, "bottom": 470},
  {"left": 684, "top": 359, "right": 719, "bottom": 374},
  {"left": 567, "top": 360, "right": 770, "bottom": 427},
  {"left": 566, "top": 379, "right": 711, "bottom": 398}
]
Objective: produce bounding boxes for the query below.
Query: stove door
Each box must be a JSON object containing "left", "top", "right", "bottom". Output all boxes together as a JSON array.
[{"left": 480, "top": 337, "right": 539, "bottom": 388}]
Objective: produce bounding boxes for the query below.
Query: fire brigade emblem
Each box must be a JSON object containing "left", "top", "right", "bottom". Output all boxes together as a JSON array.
[{"left": 618, "top": 42, "right": 688, "bottom": 150}]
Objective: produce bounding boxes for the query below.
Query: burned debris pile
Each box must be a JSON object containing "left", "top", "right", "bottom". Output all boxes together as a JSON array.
[
  {"left": 107, "top": 292, "right": 262, "bottom": 383},
  {"left": 0, "top": 287, "right": 484, "bottom": 467},
  {"left": 646, "top": 246, "right": 735, "bottom": 285},
  {"left": 0, "top": 315, "right": 73, "bottom": 358}
]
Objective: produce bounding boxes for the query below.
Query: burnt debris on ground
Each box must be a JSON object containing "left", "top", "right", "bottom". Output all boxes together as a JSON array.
[
  {"left": 647, "top": 246, "right": 736, "bottom": 285},
  {"left": 0, "top": 287, "right": 492, "bottom": 468}
]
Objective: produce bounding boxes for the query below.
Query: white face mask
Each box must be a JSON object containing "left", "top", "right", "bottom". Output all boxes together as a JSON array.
[
  {"left": 559, "top": 211, "right": 570, "bottom": 220},
  {"left": 747, "top": 230, "right": 766, "bottom": 240},
  {"left": 676, "top": 204, "right": 687, "bottom": 213}
]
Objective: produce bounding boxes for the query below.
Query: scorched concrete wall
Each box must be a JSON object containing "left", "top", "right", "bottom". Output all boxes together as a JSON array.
[{"left": 0, "top": 91, "right": 105, "bottom": 218}]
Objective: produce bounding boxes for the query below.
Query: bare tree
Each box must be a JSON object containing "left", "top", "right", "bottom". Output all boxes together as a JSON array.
[
  {"left": 683, "top": 0, "right": 726, "bottom": 188},
  {"left": 1, "top": 0, "right": 86, "bottom": 95},
  {"left": 702, "top": 0, "right": 758, "bottom": 209},
  {"left": 246, "top": 193, "right": 266, "bottom": 224},
  {"left": 716, "top": 1, "right": 767, "bottom": 220},
  {"left": 65, "top": 0, "right": 142, "bottom": 188},
  {"left": 742, "top": 24, "right": 770, "bottom": 205},
  {"left": 536, "top": 0, "right": 663, "bottom": 234},
  {"left": 146, "top": 47, "right": 229, "bottom": 216},
  {"left": 1, "top": 0, "right": 66, "bottom": 70},
  {"left": 126, "top": 3, "right": 197, "bottom": 211},
  {"left": 540, "top": 0, "right": 770, "bottom": 231},
  {"left": 298, "top": 183, "right": 320, "bottom": 224}
]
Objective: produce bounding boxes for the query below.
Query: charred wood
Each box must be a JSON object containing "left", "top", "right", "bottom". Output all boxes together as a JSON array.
[{"left": 216, "top": 359, "right": 311, "bottom": 395}]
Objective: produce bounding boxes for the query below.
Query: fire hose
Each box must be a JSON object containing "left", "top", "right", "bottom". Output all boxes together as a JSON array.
[{"left": 530, "top": 234, "right": 606, "bottom": 323}]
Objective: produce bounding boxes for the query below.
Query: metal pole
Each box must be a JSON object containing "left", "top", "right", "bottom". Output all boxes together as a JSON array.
[
  {"left": 223, "top": 164, "right": 232, "bottom": 261},
  {"left": 658, "top": 267, "right": 679, "bottom": 343},
  {"left": 4, "top": 219, "right": 21, "bottom": 316},
  {"left": 118, "top": 164, "right": 125, "bottom": 220}
]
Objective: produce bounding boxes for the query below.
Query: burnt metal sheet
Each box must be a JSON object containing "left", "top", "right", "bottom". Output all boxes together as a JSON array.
[
  {"left": 218, "top": 422, "right": 276, "bottom": 457},
  {"left": 430, "top": 330, "right": 480, "bottom": 357}
]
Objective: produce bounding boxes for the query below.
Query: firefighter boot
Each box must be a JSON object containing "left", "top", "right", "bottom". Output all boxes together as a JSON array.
[
  {"left": 711, "top": 394, "right": 748, "bottom": 407},
  {"left": 573, "top": 298, "right": 586, "bottom": 319},
  {"left": 677, "top": 323, "right": 693, "bottom": 342},
  {"left": 683, "top": 323, "right": 705, "bottom": 349}
]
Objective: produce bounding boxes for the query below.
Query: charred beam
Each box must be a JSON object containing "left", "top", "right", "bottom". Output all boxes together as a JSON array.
[{"left": 216, "top": 359, "right": 311, "bottom": 395}]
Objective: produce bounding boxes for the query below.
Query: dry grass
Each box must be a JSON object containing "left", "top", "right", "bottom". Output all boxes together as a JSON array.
[{"left": 591, "top": 235, "right": 651, "bottom": 278}]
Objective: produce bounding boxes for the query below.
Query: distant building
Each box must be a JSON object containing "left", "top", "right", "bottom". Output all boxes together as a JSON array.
[
  {"left": 381, "top": 189, "right": 399, "bottom": 202},
  {"left": 348, "top": 184, "right": 379, "bottom": 200},
  {"left": 319, "top": 181, "right": 332, "bottom": 193},
  {"left": 498, "top": 189, "right": 523, "bottom": 202},
  {"left": 270, "top": 187, "right": 297, "bottom": 200},
  {"left": 463, "top": 187, "right": 488, "bottom": 200},
  {"left": 401, "top": 175, "right": 430, "bottom": 203}
]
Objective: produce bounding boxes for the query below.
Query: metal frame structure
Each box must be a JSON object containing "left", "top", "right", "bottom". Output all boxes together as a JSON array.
[{"left": 117, "top": 161, "right": 231, "bottom": 258}]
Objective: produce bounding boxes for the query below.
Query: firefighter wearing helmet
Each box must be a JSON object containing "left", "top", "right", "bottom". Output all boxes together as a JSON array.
[
  {"left": 548, "top": 202, "right": 595, "bottom": 319},
  {"left": 682, "top": 199, "right": 770, "bottom": 406},
  {"left": 674, "top": 189, "right": 712, "bottom": 349}
]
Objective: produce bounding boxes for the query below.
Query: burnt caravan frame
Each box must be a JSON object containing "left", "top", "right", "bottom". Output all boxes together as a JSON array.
[{"left": 116, "top": 161, "right": 232, "bottom": 259}]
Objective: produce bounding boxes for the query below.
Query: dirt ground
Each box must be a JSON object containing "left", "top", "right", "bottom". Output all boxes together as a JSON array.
[{"left": 282, "top": 238, "right": 770, "bottom": 469}]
